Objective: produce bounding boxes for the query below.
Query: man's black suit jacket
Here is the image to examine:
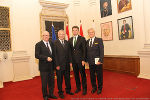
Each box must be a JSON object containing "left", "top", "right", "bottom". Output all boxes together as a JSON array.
[
  {"left": 86, "top": 37, "right": 104, "bottom": 65},
  {"left": 35, "top": 40, "right": 54, "bottom": 72},
  {"left": 121, "top": 24, "right": 131, "bottom": 33},
  {"left": 54, "top": 39, "right": 70, "bottom": 70},
  {"left": 68, "top": 35, "right": 86, "bottom": 64}
]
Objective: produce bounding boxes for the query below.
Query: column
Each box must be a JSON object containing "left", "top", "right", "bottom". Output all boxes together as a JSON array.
[{"left": 138, "top": 0, "right": 150, "bottom": 79}]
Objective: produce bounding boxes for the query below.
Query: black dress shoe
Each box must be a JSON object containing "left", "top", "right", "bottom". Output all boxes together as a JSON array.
[
  {"left": 66, "top": 92, "right": 74, "bottom": 95},
  {"left": 59, "top": 94, "right": 64, "bottom": 99},
  {"left": 43, "top": 96, "right": 48, "bottom": 100},
  {"left": 75, "top": 89, "right": 81, "bottom": 93},
  {"left": 97, "top": 89, "right": 102, "bottom": 94},
  {"left": 82, "top": 89, "right": 87, "bottom": 95},
  {"left": 91, "top": 89, "right": 97, "bottom": 94},
  {"left": 48, "top": 94, "right": 58, "bottom": 99}
]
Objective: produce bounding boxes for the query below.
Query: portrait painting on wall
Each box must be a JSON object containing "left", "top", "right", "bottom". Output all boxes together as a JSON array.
[
  {"left": 100, "top": 0, "right": 112, "bottom": 18},
  {"left": 117, "top": 0, "right": 132, "bottom": 13},
  {"left": 117, "top": 16, "right": 134, "bottom": 40},
  {"left": 101, "top": 21, "right": 113, "bottom": 41}
]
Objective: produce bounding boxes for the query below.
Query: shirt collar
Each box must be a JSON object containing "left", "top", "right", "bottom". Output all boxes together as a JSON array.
[
  {"left": 73, "top": 35, "right": 78, "bottom": 39},
  {"left": 59, "top": 39, "right": 64, "bottom": 43},
  {"left": 43, "top": 40, "right": 49, "bottom": 44},
  {"left": 90, "top": 36, "right": 95, "bottom": 41}
]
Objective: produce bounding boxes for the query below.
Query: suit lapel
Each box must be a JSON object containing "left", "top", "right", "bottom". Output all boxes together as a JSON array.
[
  {"left": 87, "top": 39, "right": 90, "bottom": 48},
  {"left": 41, "top": 41, "right": 49, "bottom": 52},
  {"left": 92, "top": 37, "right": 98, "bottom": 47},
  {"left": 93, "top": 37, "right": 97, "bottom": 45},
  {"left": 70, "top": 37, "right": 74, "bottom": 47},
  {"left": 41, "top": 41, "right": 47, "bottom": 48},
  {"left": 64, "top": 40, "right": 67, "bottom": 48},
  {"left": 58, "top": 39, "right": 65, "bottom": 49},
  {"left": 42, "top": 40, "right": 52, "bottom": 55}
]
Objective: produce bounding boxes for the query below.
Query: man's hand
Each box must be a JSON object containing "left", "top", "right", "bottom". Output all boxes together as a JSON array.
[
  {"left": 96, "top": 62, "right": 102, "bottom": 65},
  {"left": 56, "top": 66, "right": 60, "bottom": 70},
  {"left": 82, "top": 61, "right": 85, "bottom": 66},
  {"left": 70, "top": 63, "right": 72, "bottom": 67},
  {"left": 47, "top": 57, "right": 52, "bottom": 62}
]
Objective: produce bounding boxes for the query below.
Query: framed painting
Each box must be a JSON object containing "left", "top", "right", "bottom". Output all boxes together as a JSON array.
[
  {"left": 100, "top": 0, "right": 112, "bottom": 18},
  {"left": 117, "top": 16, "right": 134, "bottom": 40},
  {"left": 101, "top": 21, "right": 113, "bottom": 41},
  {"left": 117, "top": 0, "right": 132, "bottom": 13}
]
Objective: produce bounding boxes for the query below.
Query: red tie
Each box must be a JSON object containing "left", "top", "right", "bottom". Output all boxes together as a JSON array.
[{"left": 124, "top": 25, "right": 125, "bottom": 33}]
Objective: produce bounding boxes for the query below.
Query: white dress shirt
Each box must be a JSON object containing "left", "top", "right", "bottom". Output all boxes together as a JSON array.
[
  {"left": 43, "top": 40, "right": 52, "bottom": 53},
  {"left": 59, "top": 39, "right": 64, "bottom": 44},
  {"left": 89, "top": 36, "right": 95, "bottom": 47},
  {"left": 73, "top": 35, "right": 78, "bottom": 47}
]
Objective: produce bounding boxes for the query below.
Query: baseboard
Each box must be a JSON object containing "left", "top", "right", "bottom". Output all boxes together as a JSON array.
[{"left": 138, "top": 73, "right": 150, "bottom": 79}]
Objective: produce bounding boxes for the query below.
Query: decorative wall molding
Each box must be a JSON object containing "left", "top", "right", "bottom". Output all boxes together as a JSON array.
[
  {"left": 138, "top": 50, "right": 150, "bottom": 56},
  {"left": 144, "top": 44, "right": 150, "bottom": 49},
  {"left": 138, "top": 49, "right": 150, "bottom": 79},
  {"left": 40, "top": 0, "right": 69, "bottom": 9},
  {"left": 40, "top": 0, "right": 68, "bottom": 17},
  {"left": 11, "top": 51, "right": 32, "bottom": 82},
  {"left": 73, "top": 0, "right": 80, "bottom": 6},
  {"left": 40, "top": 0, "right": 69, "bottom": 38},
  {"left": 0, "top": 58, "right": 3, "bottom": 88},
  {"left": 88, "top": 0, "right": 96, "bottom": 6}
]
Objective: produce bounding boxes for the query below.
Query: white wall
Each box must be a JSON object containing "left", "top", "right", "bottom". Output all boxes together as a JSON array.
[
  {"left": 66, "top": 0, "right": 145, "bottom": 56},
  {"left": 0, "top": 0, "right": 42, "bottom": 82},
  {"left": 0, "top": 0, "right": 148, "bottom": 82}
]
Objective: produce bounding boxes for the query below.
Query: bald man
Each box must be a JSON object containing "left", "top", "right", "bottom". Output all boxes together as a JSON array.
[
  {"left": 54, "top": 30, "right": 74, "bottom": 99},
  {"left": 35, "top": 31, "right": 57, "bottom": 100}
]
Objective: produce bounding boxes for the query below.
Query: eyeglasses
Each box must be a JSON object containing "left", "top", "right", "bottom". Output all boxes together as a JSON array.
[{"left": 43, "top": 35, "right": 49, "bottom": 36}]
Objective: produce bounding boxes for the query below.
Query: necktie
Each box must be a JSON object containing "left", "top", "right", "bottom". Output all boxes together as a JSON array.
[
  {"left": 74, "top": 37, "right": 77, "bottom": 47},
  {"left": 90, "top": 39, "right": 92, "bottom": 47},
  {"left": 124, "top": 25, "right": 125, "bottom": 33},
  {"left": 62, "top": 40, "right": 65, "bottom": 47},
  {"left": 46, "top": 43, "right": 51, "bottom": 54}
]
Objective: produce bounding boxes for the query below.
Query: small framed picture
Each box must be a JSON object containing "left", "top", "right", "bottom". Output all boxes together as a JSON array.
[
  {"left": 117, "top": 0, "right": 132, "bottom": 13},
  {"left": 117, "top": 16, "right": 134, "bottom": 40},
  {"left": 101, "top": 21, "right": 113, "bottom": 41},
  {"left": 100, "top": 0, "right": 112, "bottom": 18}
]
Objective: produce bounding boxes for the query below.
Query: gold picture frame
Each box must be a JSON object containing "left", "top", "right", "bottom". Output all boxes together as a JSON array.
[{"left": 117, "top": 0, "right": 132, "bottom": 13}]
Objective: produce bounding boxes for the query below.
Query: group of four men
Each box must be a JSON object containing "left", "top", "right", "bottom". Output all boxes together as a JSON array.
[{"left": 35, "top": 26, "right": 104, "bottom": 100}]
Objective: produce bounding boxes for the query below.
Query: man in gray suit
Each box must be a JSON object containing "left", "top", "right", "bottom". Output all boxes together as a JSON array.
[{"left": 54, "top": 30, "right": 74, "bottom": 99}]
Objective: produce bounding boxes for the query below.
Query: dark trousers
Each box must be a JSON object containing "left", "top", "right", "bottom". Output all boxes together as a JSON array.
[
  {"left": 56, "top": 66, "right": 71, "bottom": 94},
  {"left": 72, "top": 63, "right": 87, "bottom": 90},
  {"left": 40, "top": 71, "right": 54, "bottom": 97},
  {"left": 89, "top": 64, "right": 103, "bottom": 90}
]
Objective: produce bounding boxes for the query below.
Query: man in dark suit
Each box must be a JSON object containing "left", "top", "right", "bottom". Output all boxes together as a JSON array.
[
  {"left": 86, "top": 28, "right": 104, "bottom": 95},
  {"left": 35, "top": 31, "right": 57, "bottom": 100},
  {"left": 54, "top": 30, "right": 74, "bottom": 99},
  {"left": 68, "top": 26, "right": 87, "bottom": 95},
  {"left": 121, "top": 20, "right": 131, "bottom": 39}
]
